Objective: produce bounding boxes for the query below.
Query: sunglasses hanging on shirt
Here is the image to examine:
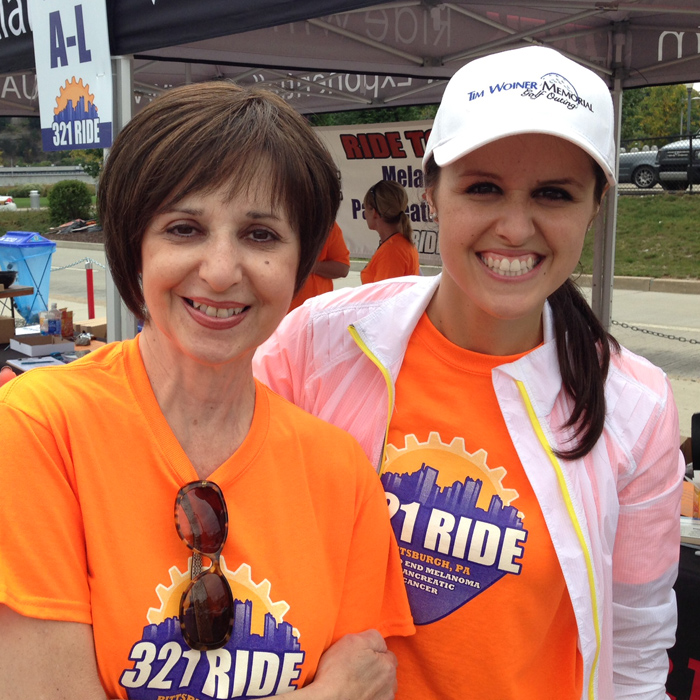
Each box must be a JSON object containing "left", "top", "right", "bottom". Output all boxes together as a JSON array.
[{"left": 174, "top": 480, "right": 234, "bottom": 651}]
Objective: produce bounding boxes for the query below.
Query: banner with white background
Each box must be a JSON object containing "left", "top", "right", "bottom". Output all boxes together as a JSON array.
[
  {"left": 315, "top": 120, "right": 440, "bottom": 266},
  {"left": 29, "top": 0, "right": 112, "bottom": 152}
]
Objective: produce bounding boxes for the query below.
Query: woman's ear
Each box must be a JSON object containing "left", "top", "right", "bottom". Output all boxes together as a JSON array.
[
  {"left": 588, "top": 184, "right": 609, "bottom": 228},
  {"left": 425, "top": 188, "right": 437, "bottom": 219}
]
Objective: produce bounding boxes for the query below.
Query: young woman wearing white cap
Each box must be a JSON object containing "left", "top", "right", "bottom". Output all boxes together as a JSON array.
[{"left": 255, "top": 46, "right": 683, "bottom": 699}]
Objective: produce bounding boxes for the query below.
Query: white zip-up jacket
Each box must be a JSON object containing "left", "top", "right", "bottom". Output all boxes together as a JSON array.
[{"left": 254, "top": 274, "right": 683, "bottom": 700}]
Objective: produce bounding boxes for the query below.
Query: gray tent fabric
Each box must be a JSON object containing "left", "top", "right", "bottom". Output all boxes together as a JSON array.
[
  {"left": 3, "top": 2, "right": 700, "bottom": 116},
  {"left": 0, "top": 0, "right": 380, "bottom": 73},
  {"left": 109, "top": 0, "right": 382, "bottom": 57}
]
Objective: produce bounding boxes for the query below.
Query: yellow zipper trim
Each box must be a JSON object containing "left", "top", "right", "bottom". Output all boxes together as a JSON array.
[
  {"left": 348, "top": 324, "right": 394, "bottom": 474},
  {"left": 516, "top": 380, "right": 600, "bottom": 700}
]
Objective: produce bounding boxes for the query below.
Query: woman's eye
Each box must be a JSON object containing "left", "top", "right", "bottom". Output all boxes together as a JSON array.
[
  {"left": 247, "top": 228, "right": 278, "bottom": 243},
  {"left": 536, "top": 187, "right": 573, "bottom": 201},
  {"left": 166, "top": 223, "right": 199, "bottom": 237},
  {"left": 466, "top": 182, "right": 500, "bottom": 195}
]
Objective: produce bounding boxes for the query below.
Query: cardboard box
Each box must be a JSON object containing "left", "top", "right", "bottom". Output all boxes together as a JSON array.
[
  {"left": 681, "top": 516, "right": 700, "bottom": 546},
  {"left": 0, "top": 316, "right": 15, "bottom": 344},
  {"left": 681, "top": 480, "right": 700, "bottom": 519},
  {"left": 9, "top": 334, "right": 75, "bottom": 357},
  {"left": 75, "top": 317, "right": 107, "bottom": 339}
]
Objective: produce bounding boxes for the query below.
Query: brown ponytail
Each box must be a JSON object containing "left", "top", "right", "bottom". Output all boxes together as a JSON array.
[
  {"left": 364, "top": 180, "right": 414, "bottom": 243},
  {"left": 548, "top": 279, "right": 619, "bottom": 459}
]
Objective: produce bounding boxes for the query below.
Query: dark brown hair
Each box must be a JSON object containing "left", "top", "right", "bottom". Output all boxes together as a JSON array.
[
  {"left": 363, "top": 180, "right": 414, "bottom": 242},
  {"left": 98, "top": 82, "right": 340, "bottom": 318},
  {"left": 424, "top": 154, "right": 619, "bottom": 460}
]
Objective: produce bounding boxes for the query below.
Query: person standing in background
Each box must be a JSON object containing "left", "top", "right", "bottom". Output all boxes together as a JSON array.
[
  {"left": 361, "top": 180, "right": 420, "bottom": 284},
  {"left": 289, "top": 221, "right": 350, "bottom": 311}
]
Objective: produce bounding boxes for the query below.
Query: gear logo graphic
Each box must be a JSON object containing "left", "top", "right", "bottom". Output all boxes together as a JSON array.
[
  {"left": 384, "top": 433, "right": 519, "bottom": 509},
  {"left": 147, "top": 557, "right": 294, "bottom": 637},
  {"left": 53, "top": 76, "right": 95, "bottom": 116},
  {"left": 120, "top": 556, "right": 304, "bottom": 699},
  {"left": 382, "top": 432, "right": 528, "bottom": 624},
  {"left": 48, "top": 77, "right": 107, "bottom": 149}
]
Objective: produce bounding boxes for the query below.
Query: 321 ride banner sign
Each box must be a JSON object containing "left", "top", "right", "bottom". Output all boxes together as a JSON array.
[{"left": 29, "top": 0, "right": 113, "bottom": 152}]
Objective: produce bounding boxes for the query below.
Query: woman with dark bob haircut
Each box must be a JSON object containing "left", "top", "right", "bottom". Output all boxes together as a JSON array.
[
  {"left": 102, "top": 82, "right": 341, "bottom": 315},
  {"left": 0, "top": 81, "right": 413, "bottom": 700}
]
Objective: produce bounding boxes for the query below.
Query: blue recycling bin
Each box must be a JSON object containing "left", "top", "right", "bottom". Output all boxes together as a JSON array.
[{"left": 0, "top": 231, "right": 56, "bottom": 324}]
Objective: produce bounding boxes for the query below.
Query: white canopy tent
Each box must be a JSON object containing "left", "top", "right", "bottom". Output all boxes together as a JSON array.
[{"left": 2, "top": 1, "right": 700, "bottom": 337}]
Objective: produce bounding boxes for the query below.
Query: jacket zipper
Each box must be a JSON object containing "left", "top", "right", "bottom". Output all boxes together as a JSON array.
[
  {"left": 348, "top": 324, "right": 394, "bottom": 474},
  {"left": 516, "top": 380, "right": 601, "bottom": 700}
]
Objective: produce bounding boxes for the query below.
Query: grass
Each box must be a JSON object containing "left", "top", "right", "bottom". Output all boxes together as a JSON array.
[
  {"left": 3, "top": 194, "right": 95, "bottom": 209},
  {"left": 13, "top": 197, "right": 50, "bottom": 208},
  {"left": 0, "top": 193, "right": 699, "bottom": 279},
  {"left": 580, "top": 193, "right": 700, "bottom": 279},
  {"left": 0, "top": 210, "right": 51, "bottom": 235}
]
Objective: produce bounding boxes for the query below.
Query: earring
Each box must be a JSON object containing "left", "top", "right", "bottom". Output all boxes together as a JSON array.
[{"left": 431, "top": 212, "right": 439, "bottom": 223}]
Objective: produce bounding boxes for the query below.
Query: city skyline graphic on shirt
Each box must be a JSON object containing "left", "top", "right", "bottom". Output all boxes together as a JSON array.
[
  {"left": 383, "top": 463, "right": 523, "bottom": 526},
  {"left": 141, "top": 599, "right": 301, "bottom": 653},
  {"left": 121, "top": 592, "right": 305, "bottom": 699},
  {"left": 383, "top": 462, "right": 527, "bottom": 625}
]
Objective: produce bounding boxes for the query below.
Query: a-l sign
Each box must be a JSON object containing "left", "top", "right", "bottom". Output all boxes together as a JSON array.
[{"left": 28, "top": 0, "right": 113, "bottom": 152}]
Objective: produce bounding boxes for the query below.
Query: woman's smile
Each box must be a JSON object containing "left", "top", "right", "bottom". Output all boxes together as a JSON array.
[
  {"left": 184, "top": 297, "right": 250, "bottom": 328},
  {"left": 478, "top": 252, "right": 542, "bottom": 278}
]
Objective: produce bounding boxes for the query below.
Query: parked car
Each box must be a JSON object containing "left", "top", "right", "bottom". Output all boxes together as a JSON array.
[
  {"left": 655, "top": 133, "right": 700, "bottom": 191},
  {"left": 618, "top": 149, "right": 659, "bottom": 189},
  {"left": 0, "top": 195, "right": 17, "bottom": 211}
]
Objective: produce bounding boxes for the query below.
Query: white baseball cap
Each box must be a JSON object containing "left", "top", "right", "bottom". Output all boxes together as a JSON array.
[{"left": 423, "top": 46, "right": 616, "bottom": 185}]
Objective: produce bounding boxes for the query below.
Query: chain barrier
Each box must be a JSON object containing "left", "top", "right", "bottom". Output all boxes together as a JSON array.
[
  {"left": 51, "top": 257, "right": 106, "bottom": 272},
  {"left": 612, "top": 319, "right": 700, "bottom": 344}
]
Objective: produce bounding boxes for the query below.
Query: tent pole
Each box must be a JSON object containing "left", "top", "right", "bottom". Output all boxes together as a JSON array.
[
  {"left": 591, "top": 35, "right": 624, "bottom": 330},
  {"left": 106, "top": 55, "right": 139, "bottom": 343}
]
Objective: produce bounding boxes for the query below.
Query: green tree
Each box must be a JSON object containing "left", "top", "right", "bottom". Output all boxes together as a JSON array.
[
  {"left": 309, "top": 104, "right": 438, "bottom": 127},
  {"left": 639, "top": 84, "right": 688, "bottom": 138},
  {"left": 48, "top": 179, "right": 93, "bottom": 225},
  {"left": 75, "top": 148, "right": 103, "bottom": 179},
  {"left": 621, "top": 84, "right": 700, "bottom": 145},
  {"left": 621, "top": 87, "right": 651, "bottom": 141}
]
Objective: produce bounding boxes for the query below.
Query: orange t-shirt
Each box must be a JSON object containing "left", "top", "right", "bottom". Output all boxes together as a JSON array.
[
  {"left": 383, "top": 314, "right": 582, "bottom": 700},
  {"left": 360, "top": 233, "right": 419, "bottom": 284},
  {"left": 290, "top": 222, "right": 350, "bottom": 311},
  {"left": 0, "top": 339, "right": 413, "bottom": 699}
]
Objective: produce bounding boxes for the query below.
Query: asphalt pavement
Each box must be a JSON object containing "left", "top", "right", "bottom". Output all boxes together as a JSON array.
[
  {"left": 46, "top": 241, "right": 107, "bottom": 322},
  {"left": 41, "top": 242, "right": 699, "bottom": 438}
]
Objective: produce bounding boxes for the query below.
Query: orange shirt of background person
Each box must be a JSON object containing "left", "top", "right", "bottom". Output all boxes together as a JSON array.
[
  {"left": 360, "top": 234, "right": 419, "bottom": 284},
  {"left": 289, "top": 222, "right": 350, "bottom": 311}
]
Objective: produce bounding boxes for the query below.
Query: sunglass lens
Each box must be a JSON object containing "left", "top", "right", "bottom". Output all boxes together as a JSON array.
[
  {"left": 180, "top": 571, "right": 234, "bottom": 650},
  {"left": 175, "top": 484, "right": 227, "bottom": 554}
]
